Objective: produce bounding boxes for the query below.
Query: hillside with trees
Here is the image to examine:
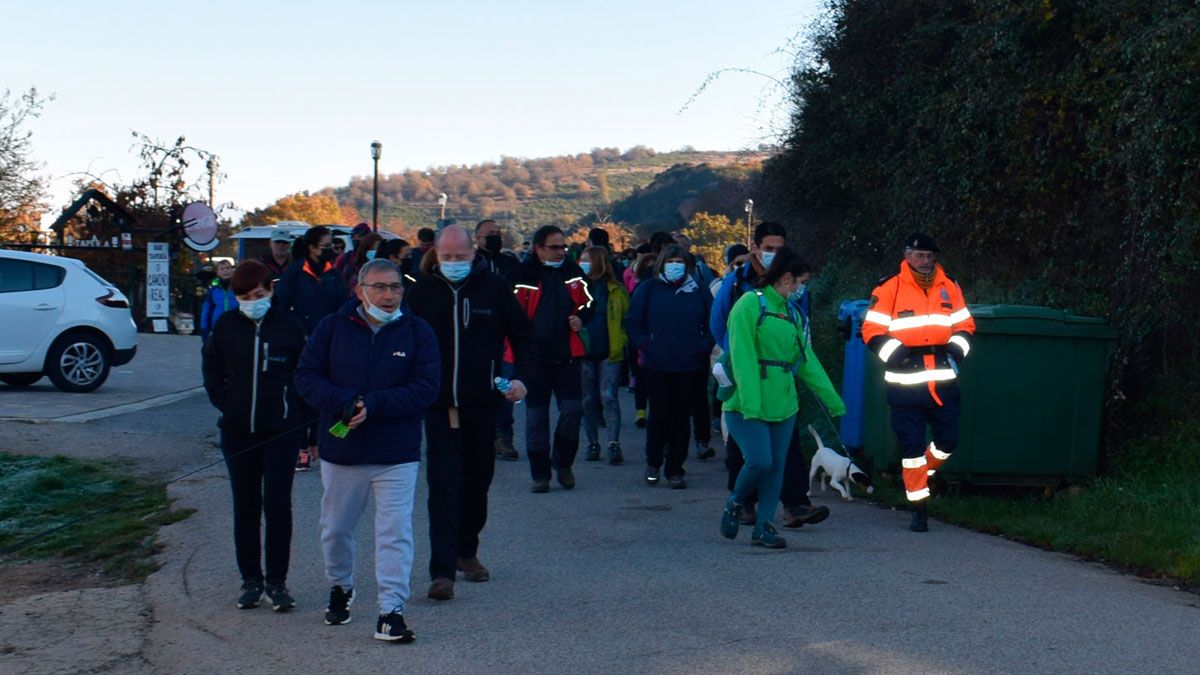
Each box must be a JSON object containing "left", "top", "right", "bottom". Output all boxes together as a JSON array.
[{"left": 306, "top": 146, "right": 768, "bottom": 240}]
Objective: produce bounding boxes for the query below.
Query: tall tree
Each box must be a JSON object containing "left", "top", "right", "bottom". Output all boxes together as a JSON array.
[
  {"left": 242, "top": 192, "right": 344, "bottom": 226},
  {"left": 0, "top": 87, "right": 52, "bottom": 241}
]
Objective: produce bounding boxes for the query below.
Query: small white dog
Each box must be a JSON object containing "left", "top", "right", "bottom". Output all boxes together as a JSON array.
[{"left": 806, "top": 425, "right": 875, "bottom": 501}]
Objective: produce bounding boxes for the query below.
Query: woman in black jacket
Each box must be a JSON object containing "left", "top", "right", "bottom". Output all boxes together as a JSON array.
[{"left": 202, "top": 260, "right": 308, "bottom": 612}]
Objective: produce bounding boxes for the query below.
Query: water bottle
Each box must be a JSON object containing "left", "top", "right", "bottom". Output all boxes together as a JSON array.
[{"left": 494, "top": 377, "right": 524, "bottom": 405}]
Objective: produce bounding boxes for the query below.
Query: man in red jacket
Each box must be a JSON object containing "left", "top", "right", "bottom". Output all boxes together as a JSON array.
[
  {"left": 861, "top": 233, "right": 975, "bottom": 532},
  {"left": 510, "top": 225, "right": 594, "bottom": 493}
]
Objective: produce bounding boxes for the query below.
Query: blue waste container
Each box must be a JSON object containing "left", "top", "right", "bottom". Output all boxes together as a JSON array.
[{"left": 837, "top": 299, "right": 871, "bottom": 449}]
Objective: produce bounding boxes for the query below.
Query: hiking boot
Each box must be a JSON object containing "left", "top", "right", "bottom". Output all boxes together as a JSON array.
[
  {"left": 428, "top": 577, "right": 455, "bottom": 601},
  {"left": 634, "top": 409, "right": 647, "bottom": 428},
  {"left": 667, "top": 475, "right": 687, "bottom": 490},
  {"left": 644, "top": 465, "right": 660, "bottom": 485},
  {"left": 781, "top": 504, "right": 831, "bottom": 529},
  {"left": 910, "top": 503, "right": 929, "bottom": 532},
  {"left": 607, "top": 442, "right": 624, "bottom": 465},
  {"left": 264, "top": 582, "right": 295, "bottom": 612},
  {"left": 236, "top": 580, "right": 263, "bottom": 609},
  {"left": 457, "top": 557, "right": 490, "bottom": 582},
  {"left": 739, "top": 502, "right": 757, "bottom": 526},
  {"left": 295, "top": 450, "right": 311, "bottom": 472},
  {"left": 752, "top": 522, "right": 787, "bottom": 549},
  {"left": 325, "top": 585, "right": 354, "bottom": 625},
  {"left": 557, "top": 467, "right": 576, "bottom": 489},
  {"left": 494, "top": 436, "right": 519, "bottom": 461},
  {"left": 585, "top": 442, "right": 601, "bottom": 462},
  {"left": 374, "top": 612, "right": 415, "bottom": 643},
  {"left": 530, "top": 479, "right": 550, "bottom": 494},
  {"left": 720, "top": 498, "right": 742, "bottom": 539},
  {"left": 695, "top": 441, "right": 716, "bottom": 460}
]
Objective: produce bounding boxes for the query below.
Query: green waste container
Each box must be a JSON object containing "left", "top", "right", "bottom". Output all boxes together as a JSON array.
[{"left": 862, "top": 305, "right": 1118, "bottom": 485}]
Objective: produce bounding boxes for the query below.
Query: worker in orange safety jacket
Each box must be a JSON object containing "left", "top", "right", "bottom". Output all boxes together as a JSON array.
[{"left": 861, "top": 233, "right": 975, "bottom": 532}]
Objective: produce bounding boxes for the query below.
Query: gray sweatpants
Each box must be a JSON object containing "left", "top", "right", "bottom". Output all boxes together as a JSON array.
[{"left": 320, "top": 460, "right": 419, "bottom": 615}]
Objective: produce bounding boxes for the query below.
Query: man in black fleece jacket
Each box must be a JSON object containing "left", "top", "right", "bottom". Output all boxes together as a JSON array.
[{"left": 407, "top": 226, "right": 536, "bottom": 601}]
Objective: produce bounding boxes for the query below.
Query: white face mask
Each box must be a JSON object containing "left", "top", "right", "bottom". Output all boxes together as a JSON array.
[
  {"left": 542, "top": 258, "right": 564, "bottom": 268},
  {"left": 238, "top": 296, "right": 271, "bottom": 321},
  {"left": 364, "top": 298, "right": 402, "bottom": 324}
]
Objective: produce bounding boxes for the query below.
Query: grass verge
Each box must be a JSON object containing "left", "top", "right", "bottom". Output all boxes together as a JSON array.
[
  {"left": 0, "top": 453, "right": 193, "bottom": 582},
  {"left": 862, "top": 421, "right": 1200, "bottom": 587}
]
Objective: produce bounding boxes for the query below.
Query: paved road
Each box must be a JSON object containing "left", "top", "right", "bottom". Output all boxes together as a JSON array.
[
  {"left": 0, "top": 333, "right": 202, "bottom": 421},
  {"left": 141, "top": 392, "right": 1199, "bottom": 674},
  {"left": 2, "top": 333, "right": 1197, "bottom": 673}
]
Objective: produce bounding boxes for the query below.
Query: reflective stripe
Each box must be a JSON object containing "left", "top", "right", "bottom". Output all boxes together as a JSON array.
[
  {"left": 950, "top": 308, "right": 972, "bottom": 324},
  {"left": 901, "top": 456, "right": 927, "bottom": 469},
  {"left": 864, "top": 311, "right": 892, "bottom": 327},
  {"left": 514, "top": 284, "right": 538, "bottom": 291},
  {"left": 929, "top": 443, "right": 951, "bottom": 460},
  {"left": 889, "top": 313, "right": 954, "bottom": 331},
  {"left": 906, "top": 487, "right": 930, "bottom": 501},
  {"left": 949, "top": 334, "right": 971, "bottom": 357},
  {"left": 878, "top": 338, "right": 903, "bottom": 363},
  {"left": 884, "top": 368, "right": 958, "bottom": 385}
]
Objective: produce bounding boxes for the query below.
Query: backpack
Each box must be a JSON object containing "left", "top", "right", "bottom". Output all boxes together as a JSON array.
[{"left": 714, "top": 290, "right": 807, "bottom": 402}]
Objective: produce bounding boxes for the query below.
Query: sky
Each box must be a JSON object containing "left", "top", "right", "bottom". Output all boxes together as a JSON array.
[{"left": 4, "top": 0, "right": 825, "bottom": 224}]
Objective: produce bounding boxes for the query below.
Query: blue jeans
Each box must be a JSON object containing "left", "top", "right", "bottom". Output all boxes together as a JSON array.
[
  {"left": 724, "top": 412, "right": 796, "bottom": 528},
  {"left": 581, "top": 358, "right": 622, "bottom": 445},
  {"left": 320, "top": 460, "right": 419, "bottom": 614}
]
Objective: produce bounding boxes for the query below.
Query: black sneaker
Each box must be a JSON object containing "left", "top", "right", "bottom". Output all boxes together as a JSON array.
[
  {"left": 374, "top": 612, "right": 415, "bottom": 643},
  {"left": 264, "top": 582, "right": 295, "bottom": 612},
  {"left": 607, "top": 442, "right": 624, "bottom": 465},
  {"left": 530, "top": 479, "right": 550, "bottom": 494},
  {"left": 557, "top": 467, "right": 576, "bottom": 489},
  {"left": 667, "top": 475, "right": 687, "bottom": 490},
  {"left": 325, "top": 585, "right": 354, "bottom": 625},
  {"left": 236, "top": 581, "right": 263, "bottom": 609},
  {"left": 695, "top": 441, "right": 716, "bottom": 460},
  {"left": 644, "top": 465, "right": 660, "bottom": 485},
  {"left": 585, "top": 443, "right": 601, "bottom": 461}
]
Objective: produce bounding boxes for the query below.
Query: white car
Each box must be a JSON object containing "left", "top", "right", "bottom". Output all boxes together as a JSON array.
[{"left": 0, "top": 250, "right": 138, "bottom": 392}]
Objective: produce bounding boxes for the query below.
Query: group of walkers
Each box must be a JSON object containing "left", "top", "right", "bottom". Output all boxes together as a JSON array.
[{"left": 201, "top": 216, "right": 975, "bottom": 642}]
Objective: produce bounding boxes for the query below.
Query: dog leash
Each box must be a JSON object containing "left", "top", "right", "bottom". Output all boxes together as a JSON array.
[{"left": 803, "top": 386, "right": 852, "bottom": 458}]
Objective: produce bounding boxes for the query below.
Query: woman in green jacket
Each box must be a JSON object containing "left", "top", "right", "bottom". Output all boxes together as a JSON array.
[
  {"left": 719, "top": 247, "right": 846, "bottom": 549},
  {"left": 579, "top": 246, "right": 631, "bottom": 464}
]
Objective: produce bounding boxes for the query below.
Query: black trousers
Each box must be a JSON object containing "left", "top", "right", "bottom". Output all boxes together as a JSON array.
[
  {"left": 526, "top": 359, "right": 583, "bottom": 481},
  {"left": 724, "top": 422, "right": 814, "bottom": 509},
  {"left": 643, "top": 368, "right": 706, "bottom": 478},
  {"left": 690, "top": 372, "right": 712, "bottom": 445},
  {"left": 425, "top": 404, "right": 498, "bottom": 580},
  {"left": 221, "top": 428, "right": 300, "bottom": 585}
]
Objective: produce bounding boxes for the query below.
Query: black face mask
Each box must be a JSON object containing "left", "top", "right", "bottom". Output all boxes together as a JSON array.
[
  {"left": 316, "top": 248, "right": 335, "bottom": 266},
  {"left": 484, "top": 235, "right": 502, "bottom": 253}
]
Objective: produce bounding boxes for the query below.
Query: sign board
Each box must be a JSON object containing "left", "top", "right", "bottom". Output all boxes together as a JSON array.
[
  {"left": 146, "top": 242, "right": 171, "bottom": 318},
  {"left": 181, "top": 202, "right": 219, "bottom": 252}
]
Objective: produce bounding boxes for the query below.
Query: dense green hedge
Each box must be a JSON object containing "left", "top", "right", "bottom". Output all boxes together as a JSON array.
[{"left": 764, "top": 0, "right": 1200, "bottom": 447}]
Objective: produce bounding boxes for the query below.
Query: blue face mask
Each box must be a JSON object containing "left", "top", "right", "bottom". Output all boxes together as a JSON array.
[
  {"left": 365, "top": 249, "right": 377, "bottom": 261},
  {"left": 760, "top": 251, "right": 776, "bottom": 268},
  {"left": 365, "top": 299, "right": 402, "bottom": 324},
  {"left": 579, "top": 261, "right": 591, "bottom": 275},
  {"left": 440, "top": 260, "right": 471, "bottom": 283},
  {"left": 664, "top": 261, "right": 686, "bottom": 283},
  {"left": 788, "top": 283, "right": 807, "bottom": 303},
  {"left": 542, "top": 258, "right": 564, "bottom": 268},
  {"left": 238, "top": 296, "right": 271, "bottom": 321}
]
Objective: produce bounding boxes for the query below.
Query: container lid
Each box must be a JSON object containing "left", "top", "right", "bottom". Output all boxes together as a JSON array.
[{"left": 970, "top": 305, "right": 1118, "bottom": 339}]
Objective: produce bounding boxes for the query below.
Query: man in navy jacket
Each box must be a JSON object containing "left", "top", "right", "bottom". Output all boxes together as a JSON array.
[{"left": 294, "top": 259, "right": 440, "bottom": 643}]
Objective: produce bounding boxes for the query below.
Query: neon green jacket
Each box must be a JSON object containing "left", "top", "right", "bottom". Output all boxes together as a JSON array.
[{"left": 723, "top": 285, "right": 846, "bottom": 422}]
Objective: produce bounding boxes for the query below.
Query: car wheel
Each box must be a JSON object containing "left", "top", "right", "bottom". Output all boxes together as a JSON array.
[
  {"left": 0, "top": 373, "right": 43, "bottom": 387},
  {"left": 46, "top": 334, "right": 111, "bottom": 393}
]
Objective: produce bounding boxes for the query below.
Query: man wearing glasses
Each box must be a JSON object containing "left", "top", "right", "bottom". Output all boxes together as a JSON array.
[
  {"left": 511, "top": 225, "right": 594, "bottom": 493},
  {"left": 295, "top": 259, "right": 441, "bottom": 642}
]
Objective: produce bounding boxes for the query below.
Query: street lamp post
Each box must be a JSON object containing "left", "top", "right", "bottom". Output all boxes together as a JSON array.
[
  {"left": 438, "top": 193, "right": 448, "bottom": 221},
  {"left": 370, "top": 141, "right": 383, "bottom": 232},
  {"left": 744, "top": 198, "right": 754, "bottom": 246},
  {"left": 206, "top": 157, "right": 218, "bottom": 208}
]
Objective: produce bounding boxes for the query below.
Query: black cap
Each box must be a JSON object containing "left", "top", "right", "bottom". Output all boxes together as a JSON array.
[
  {"left": 587, "top": 228, "right": 609, "bottom": 246},
  {"left": 904, "top": 232, "right": 939, "bottom": 253},
  {"left": 725, "top": 243, "right": 749, "bottom": 265}
]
